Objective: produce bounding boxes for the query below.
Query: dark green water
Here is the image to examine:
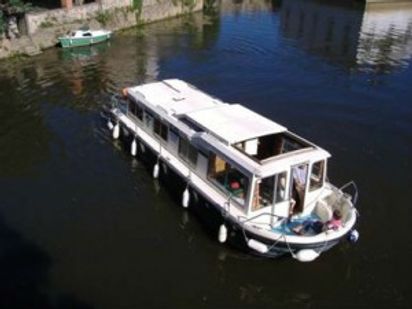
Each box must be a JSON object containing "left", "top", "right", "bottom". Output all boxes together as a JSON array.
[{"left": 1, "top": 0, "right": 412, "bottom": 308}]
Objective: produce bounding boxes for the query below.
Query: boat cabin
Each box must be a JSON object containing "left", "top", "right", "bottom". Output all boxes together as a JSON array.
[
  {"left": 71, "top": 30, "right": 92, "bottom": 38},
  {"left": 124, "top": 80, "right": 330, "bottom": 223}
]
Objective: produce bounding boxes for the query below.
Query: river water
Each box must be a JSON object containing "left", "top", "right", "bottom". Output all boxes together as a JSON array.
[{"left": 1, "top": 0, "right": 411, "bottom": 308}]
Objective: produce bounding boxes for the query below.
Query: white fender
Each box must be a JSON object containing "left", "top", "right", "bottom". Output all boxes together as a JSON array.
[
  {"left": 293, "top": 249, "right": 320, "bottom": 262},
  {"left": 112, "top": 123, "right": 120, "bottom": 139},
  {"left": 247, "top": 239, "right": 269, "bottom": 254},
  {"left": 348, "top": 229, "right": 359, "bottom": 243},
  {"left": 131, "top": 139, "right": 137, "bottom": 156},
  {"left": 182, "top": 188, "right": 190, "bottom": 208},
  {"left": 218, "top": 224, "right": 227, "bottom": 243},
  {"left": 107, "top": 119, "right": 114, "bottom": 130},
  {"left": 153, "top": 162, "right": 159, "bottom": 179}
]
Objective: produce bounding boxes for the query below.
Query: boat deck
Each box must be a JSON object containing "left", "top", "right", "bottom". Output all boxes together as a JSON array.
[{"left": 272, "top": 214, "right": 322, "bottom": 236}]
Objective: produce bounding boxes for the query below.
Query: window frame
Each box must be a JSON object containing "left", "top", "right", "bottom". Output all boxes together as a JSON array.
[
  {"left": 154, "top": 117, "right": 168, "bottom": 142},
  {"left": 144, "top": 110, "right": 154, "bottom": 132},
  {"left": 252, "top": 171, "right": 288, "bottom": 212},
  {"left": 309, "top": 160, "right": 325, "bottom": 192},
  {"left": 178, "top": 137, "right": 198, "bottom": 167},
  {"left": 207, "top": 153, "right": 250, "bottom": 209},
  {"left": 128, "top": 99, "right": 143, "bottom": 121}
]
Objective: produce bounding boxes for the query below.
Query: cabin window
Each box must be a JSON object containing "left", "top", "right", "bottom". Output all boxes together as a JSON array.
[
  {"left": 144, "top": 111, "right": 154, "bottom": 131},
  {"left": 208, "top": 154, "right": 249, "bottom": 207},
  {"left": 178, "top": 138, "right": 198, "bottom": 167},
  {"left": 233, "top": 132, "right": 311, "bottom": 163},
  {"left": 154, "top": 118, "right": 168, "bottom": 141},
  {"left": 83, "top": 32, "right": 92, "bottom": 37},
  {"left": 252, "top": 172, "right": 287, "bottom": 211},
  {"left": 309, "top": 160, "right": 324, "bottom": 191},
  {"left": 253, "top": 176, "right": 274, "bottom": 210},
  {"left": 129, "top": 100, "right": 143, "bottom": 121}
]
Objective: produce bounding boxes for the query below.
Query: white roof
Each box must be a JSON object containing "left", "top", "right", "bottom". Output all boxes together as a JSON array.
[
  {"left": 128, "top": 79, "right": 221, "bottom": 115},
  {"left": 128, "top": 79, "right": 287, "bottom": 144},
  {"left": 186, "top": 104, "right": 286, "bottom": 144},
  {"left": 123, "top": 79, "right": 329, "bottom": 174}
]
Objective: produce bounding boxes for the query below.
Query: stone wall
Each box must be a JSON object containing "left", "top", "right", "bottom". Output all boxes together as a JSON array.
[
  {"left": 25, "top": 0, "right": 132, "bottom": 35},
  {"left": 0, "top": 0, "right": 204, "bottom": 60},
  {"left": 140, "top": 0, "right": 204, "bottom": 24}
]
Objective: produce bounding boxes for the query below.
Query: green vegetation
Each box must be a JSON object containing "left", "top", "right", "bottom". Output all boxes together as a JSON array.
[
  {"left": 133, "top": 0, "right": 143, "bottom": 22},
  {"left": 133, "top": 0, "right": 142, "bottom": 12},
  {"left": 39, "top": 20, "right": 54, "bottom": 28},
  {"left": 181, "top": 0, "right": 195, "bottom": 8},
  {"left": 0, "top": 11, "right": 5, "bottom": 35},
  {"left": 0, "top": 0, "right": 32, "bottom": 15},
  {"left": 171, "top": 0, "right": 196, "bottom": 10},
  {"left": 95, "top": 10, "right": 111, "bottom": 26},
  {"left": 0, "top": 0, "right": 32, "bottom": 37},
  {"left": 204, "top": 0, "right": 217, "bottom": 12},
  {"left": 5, "top": 50, "right": 28, "bottom": 60}
]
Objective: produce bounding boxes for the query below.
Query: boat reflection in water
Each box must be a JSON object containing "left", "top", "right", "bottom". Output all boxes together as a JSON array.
[
  {"left": 59, "top": 40, "right": 111, "bottom": 62},
  {"left": 279, "top": 0, "right": 412, "bottom": 72}
]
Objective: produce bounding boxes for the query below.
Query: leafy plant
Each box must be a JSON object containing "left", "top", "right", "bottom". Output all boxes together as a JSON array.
[
  {"left": 204, "top": 0, "right": 217, "bottom": 12},
  {"left": 39, "top": 20, "right": 54, "bottom": 28},
  {"left": 181, "top": 0, "right": 195, "bottom": 8},
  {"left": 0, "top": 11, "right": 5, "bottom": 35},
  {"left": 133, "top": 0, "right": 142, "bottom": 11},
  {"left": 95, "top": 10, "right": 111, "bottom": 26},
  {"left": 0, "top": 0, "right": 32, "bottom": 15}
]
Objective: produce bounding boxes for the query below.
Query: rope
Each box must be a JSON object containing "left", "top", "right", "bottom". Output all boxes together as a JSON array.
[
  {"left": 241, "top": 215, "right": 332, "bottom": 258},
  {"left": 284, "top": 234, "right": 296, "bottom": 258}
]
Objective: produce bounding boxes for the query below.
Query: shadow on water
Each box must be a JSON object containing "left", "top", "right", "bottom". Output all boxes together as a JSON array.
[
  {"left": 0, "top": 69, "right": 51, "bottom": 177},
  {"left": 0, "top": 214, "right": 92, "bottom": 309}
]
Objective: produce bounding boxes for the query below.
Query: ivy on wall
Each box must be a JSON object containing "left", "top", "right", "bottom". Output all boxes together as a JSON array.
[
  {"left": 0, "top": 0, "right": 32, "bottom": 37},
  {"left": 0, "top": 11, "right": 4, "bottom": 35},
  {"left": 171, "top": 0, "right": 196, "bottom": 10}
]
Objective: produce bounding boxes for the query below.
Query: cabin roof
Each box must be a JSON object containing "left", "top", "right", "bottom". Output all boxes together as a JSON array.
[
  {"left": 128, "top": 79, "right": 221, "bottom": 116},
  {"left": 125, "top": 79, "right": 331, "bottom": 176},
  {"left": 186, "top": 104, "right": 286, "bottom": 144},
  {"left": 129, "top": 79, "right": 287, "bottom": 144},
  {"left": 193, "top": 133, "right": 330, "bottom": 177}
]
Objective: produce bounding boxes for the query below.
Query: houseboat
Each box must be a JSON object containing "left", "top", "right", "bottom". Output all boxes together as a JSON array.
[{"left": 106, "top": 79, "right": 359, "bottom": 262}]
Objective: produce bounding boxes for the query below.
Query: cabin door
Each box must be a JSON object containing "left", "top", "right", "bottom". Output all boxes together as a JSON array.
[{"left": 290, "top": 163, "right": 309, "bottom": 214}]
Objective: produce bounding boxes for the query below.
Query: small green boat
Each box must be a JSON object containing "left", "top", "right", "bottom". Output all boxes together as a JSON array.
[{"left": 58, "top": 29, "right": 112, "bottom": 48}]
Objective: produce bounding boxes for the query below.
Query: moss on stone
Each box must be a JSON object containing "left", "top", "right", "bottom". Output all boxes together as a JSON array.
[
  {"left": 39, "top": 20, "right": 54, "bottom": 28},
  {"left": 95, "top": 10, "right": 112, "bottom": 26}
]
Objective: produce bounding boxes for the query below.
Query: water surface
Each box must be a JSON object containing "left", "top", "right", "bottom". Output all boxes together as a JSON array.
[{"left": 1, "top": 0, "right": 412, "bottom": 308}]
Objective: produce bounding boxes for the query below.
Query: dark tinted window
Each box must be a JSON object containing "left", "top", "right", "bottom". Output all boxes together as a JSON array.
[
  {"left": 154, "top": 118, "right": 168, "bottom": 141},
  {"left": 179, "top": 138, "right": 197, "bottom": 167}
]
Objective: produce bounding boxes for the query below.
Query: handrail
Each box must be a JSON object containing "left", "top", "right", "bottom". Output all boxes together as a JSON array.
[
  {"left": 240, "top": 211, "right": 283, "bottom": 226},
  {"left": 339, "top": 180, "right": 359, "bottom": 207}
]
